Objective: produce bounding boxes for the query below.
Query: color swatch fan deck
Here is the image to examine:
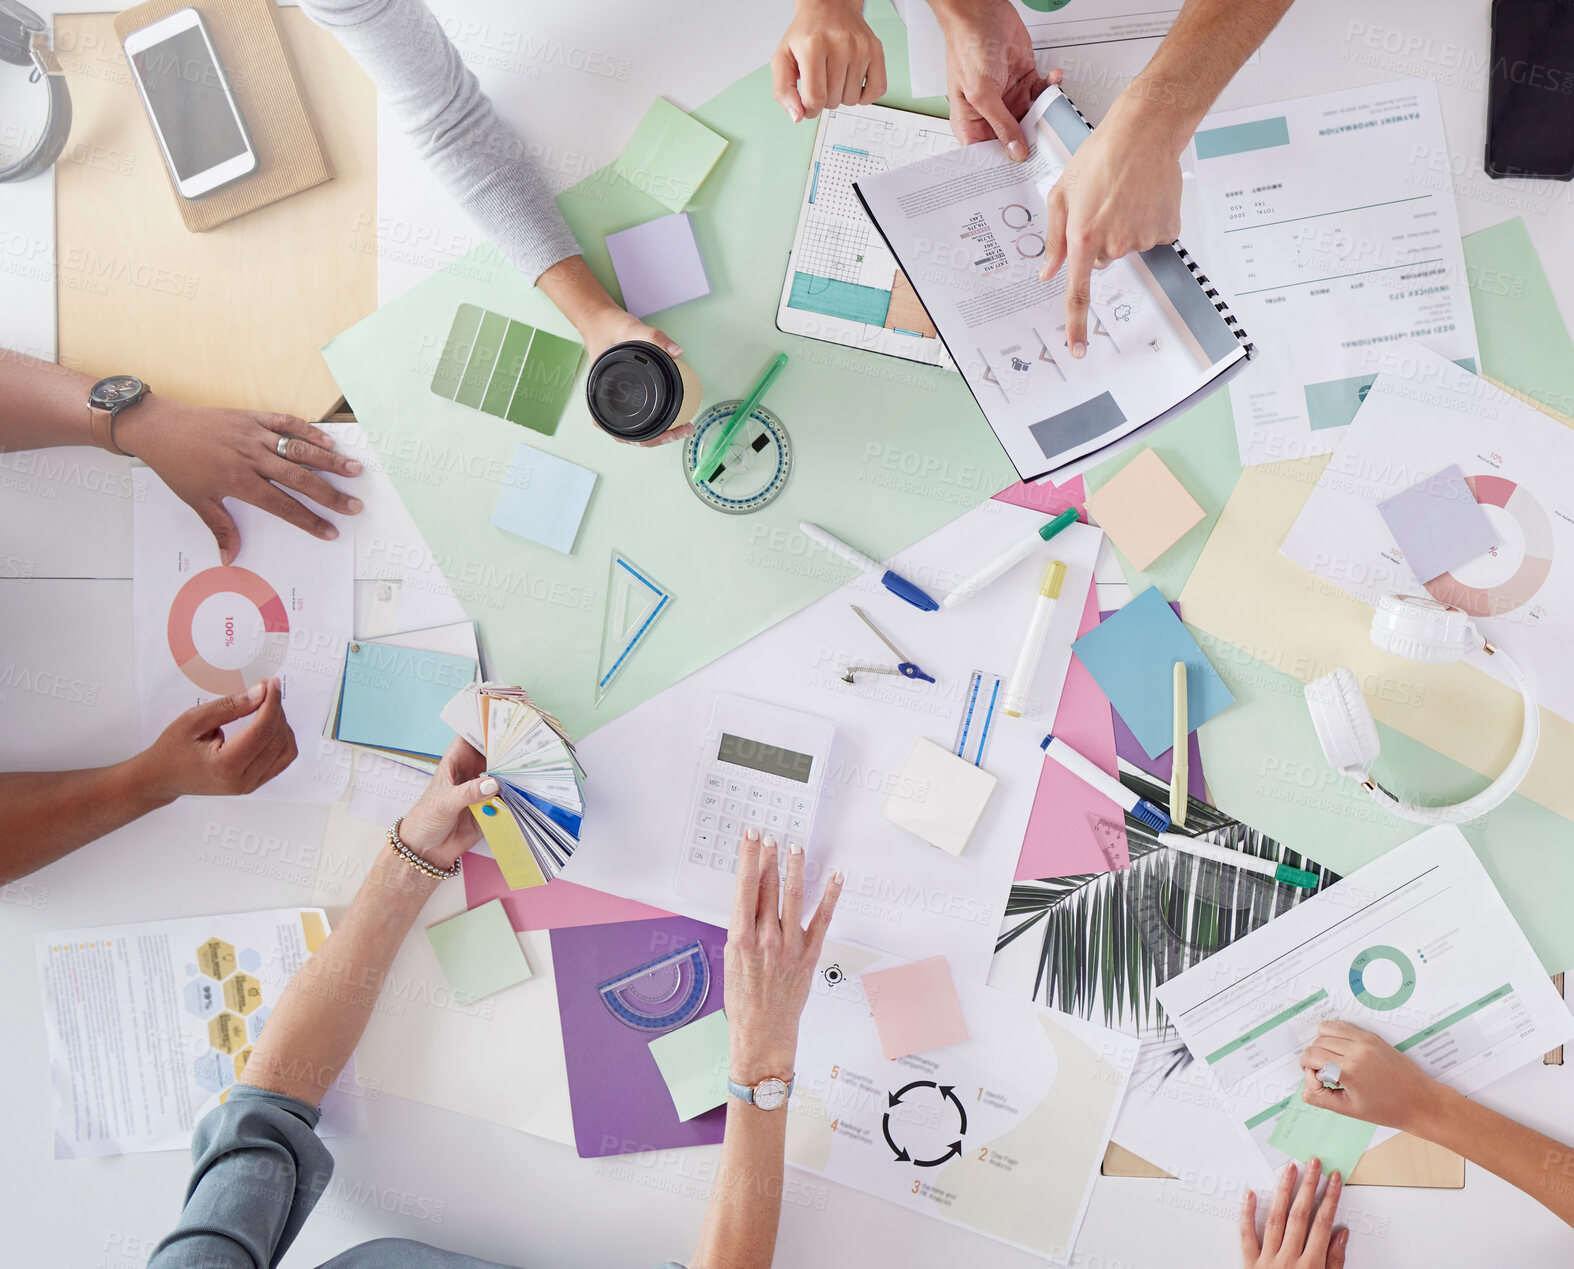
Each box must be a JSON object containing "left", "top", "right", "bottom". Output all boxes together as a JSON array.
[{"left": 442, "top": 683, "right": 587, "bottom": 889}]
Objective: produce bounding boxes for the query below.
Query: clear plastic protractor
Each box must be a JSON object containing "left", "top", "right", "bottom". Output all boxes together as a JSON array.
[{"left": 682, "top": 400, "right": 793, "bottom": 515}]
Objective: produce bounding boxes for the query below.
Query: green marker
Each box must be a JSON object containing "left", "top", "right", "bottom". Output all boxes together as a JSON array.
[
  {"left": 1158, "top": 832, "right": 1320, "bottom": 890},
  {"left": 692, "top": 353, "right": 788, "bottom": 485},
  {"left": 941, "top": 504, "right": 1083, "bottom": 609}
]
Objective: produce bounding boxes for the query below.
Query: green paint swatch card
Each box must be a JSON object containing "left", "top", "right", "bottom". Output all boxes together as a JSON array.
[
  {"left": 1267, "top": 1096, "right": 1376, "bottom": 1180},
  {"left": 648, "top": 1009, "right": 730, "bottom": 1121},
  {"left": 612, "top": 98, "right": 729, "bottom": 213},
  {"left": 426, "top": 899, "right": 533, "bottom": 1004},
  {"left": 432, "top": 303, "right": 582, "bottom": 435}
]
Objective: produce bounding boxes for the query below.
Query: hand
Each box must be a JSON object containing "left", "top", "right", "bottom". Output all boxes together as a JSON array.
[
  {"left": 396, "top": 736, "right": 498, "bottom": 871},
  {"left": 136, "top": 678, "right": 297, "bottom": 800},
  {"left": 772, "top": 0, "right": 887, "bottom": 122},
  {"left": 1297, "top": 1021, "right": 1455, "bottom": 1134},
  {"left": 114, "top": 395, "right": 362, "bottom": 564},
  {"left": 932, "top": 0, "right": 1053, "bottom": 155},
  {"left": 725, "top": 829, "right": 842, "bottom": 1085},
  {"left": 1242, "top": 1159, "right": 1349, "bottom": 1269},
  {"left": 575, "top": 305, "right": 691, "bottom": 447},
  {"left": 1040, "top": 96, "right": 1184, "bottom": 358}
]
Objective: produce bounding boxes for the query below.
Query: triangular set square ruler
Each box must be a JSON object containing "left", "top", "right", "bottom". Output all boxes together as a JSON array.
[{"left": 596, "top": 551, "right": 674, "bottom": 706}]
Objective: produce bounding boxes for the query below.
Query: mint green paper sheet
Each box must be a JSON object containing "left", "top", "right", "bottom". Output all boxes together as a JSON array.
[
  {"left": 321, "top": 5, "right": 1008, "bottom": 740},
  {"left": 1097, "top": 218, "right": 1574, "bottom": 972},
  {"left": 612, "top": 98, "right": 730, "bottom": 214},
  {"left": 1267, "top": 1097, "right": 1377, "bottom": 1181},
  {"left": 648, "top": 1009, "right": 731, "bottom": 1121},
  {"left": 426, "top": 899, "right": 533, "bottom": 1004}
]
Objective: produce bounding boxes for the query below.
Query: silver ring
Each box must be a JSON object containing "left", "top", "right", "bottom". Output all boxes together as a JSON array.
[
  {"left": 275, "top": 435, "right": 292, "bottom": 459},
  {"left": 1316, "top": 1062, "right": 1342, "bottom": 1087}
]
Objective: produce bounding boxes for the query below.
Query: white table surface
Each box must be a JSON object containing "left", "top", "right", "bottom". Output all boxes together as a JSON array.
[{"left": 5, "top": 2, "right": 1574, "bottom": 1266}]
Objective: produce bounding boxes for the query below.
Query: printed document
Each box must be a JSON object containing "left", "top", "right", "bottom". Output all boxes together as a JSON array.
[
  {"left": 1155, "top": 827, "right": 1573, "bottom": 1179},
  {"left": 1188, "top": 79, "right": 1479, "bottom": 467}
]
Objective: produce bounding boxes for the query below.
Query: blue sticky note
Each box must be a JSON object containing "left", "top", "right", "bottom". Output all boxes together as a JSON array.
[
  {"left": 337, "top": 642, "right": 478, "bottom": 759},
  {"left": 490, "top": 444, "right": 598, "bottom": 554},
  {"left": 1072, "top": 587, "right": 1234, "bottom": 759}
]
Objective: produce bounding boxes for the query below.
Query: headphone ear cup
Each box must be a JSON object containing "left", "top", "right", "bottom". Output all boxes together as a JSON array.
[{"left": 1305, "top": 668, "right": 1380, "bottom": 777}]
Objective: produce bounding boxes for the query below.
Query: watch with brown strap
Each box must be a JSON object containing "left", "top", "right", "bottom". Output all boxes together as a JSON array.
[{"left": 87, "top": 375, "right": 150, "bottom": 456}]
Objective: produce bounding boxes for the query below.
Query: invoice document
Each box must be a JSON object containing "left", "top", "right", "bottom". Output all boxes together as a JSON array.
[
  {"left": 1154, "top": 826, "right": 1573, "bottom": 1179},
  {"left": 1188, "top": 78, "right": 1479, "bottom": 467}
]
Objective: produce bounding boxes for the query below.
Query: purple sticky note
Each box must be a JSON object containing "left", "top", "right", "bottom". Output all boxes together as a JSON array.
[
  {"left": 551, "top": 916, "right": 728, "bottom": 1158},
  {"left": 1377, "top": 464, "right": 1498, "bottom": 583},
  {"left": 604, "top": 212, "right": 711, "bottom": 319},
  {"left": 1103, "top": 606, "right": 1206, "bottom": 802}
]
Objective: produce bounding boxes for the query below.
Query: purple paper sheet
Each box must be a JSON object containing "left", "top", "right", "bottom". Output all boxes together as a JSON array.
[
  {"left": 551, "top": 915, "right": 728, "bottom": 1158},
  {"left": 1102, "top": 607, "right": 1206, "bottom": 802}
]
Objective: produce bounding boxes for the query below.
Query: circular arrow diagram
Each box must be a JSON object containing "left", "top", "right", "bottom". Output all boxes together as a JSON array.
[{"left": 882, "top": 1080, "right": 967, "bottom": 1166}]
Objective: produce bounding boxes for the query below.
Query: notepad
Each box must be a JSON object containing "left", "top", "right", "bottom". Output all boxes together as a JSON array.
[
  {"left": 605, "top": 212, "right": 711, "bottom": 319},
  {"left": 611, "top": 98, "right": 729, "bottom": 213},
  {"left": 883, "top": 737, "right": 998, "bottom": 857},
  {"left": 1084, "top": 448, "right": 1205, "bottom": 570},
  {"left": 490, "top": 444, "right": 598, "bottom": 555},
  {"left": 648, "top": 1009, "right": 731, "bottom": 1121},
  {"left": 426, "top": 900, "right": 533, "bottom": 1004},
  {"left": 862, "top": 956, "right": 969, "bottom": 1060},
  {"left": 335, "top": 640, "right": 477, "bottom": 761},
  {"left": 1377, "top": 463, "right": 1498, "bottom": 583},
  {"left": 1267, "top": 1096, "right": 1377, "bottom": 1180},
  {"left": 1072, "top": 587, "right": 1234, "bottom": 760},
  {"left": 431, "top": 304, "right": 583, "bottom": 435}
]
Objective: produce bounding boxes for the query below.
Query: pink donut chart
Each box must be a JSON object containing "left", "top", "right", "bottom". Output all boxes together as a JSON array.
[
  {"left": 167, "top": 567, "right": 290, "bottom": 695},
  {"left": 1424, "top": 474, "right": 1553, "bottom": 618}
]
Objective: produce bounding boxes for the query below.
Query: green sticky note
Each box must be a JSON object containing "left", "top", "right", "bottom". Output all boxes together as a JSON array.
[
  {"left": 612, "top": 98, "right": 729, "bottom": 212},
  {"left": 648, "top": 1010, "right": 730, "bottom": 1121},
  {"left": 426, "top": 899, "right": 532, "bottom": 1004},
  {"left": 1267, "top": 1096, "right": 1377, "bottom": 1180}
]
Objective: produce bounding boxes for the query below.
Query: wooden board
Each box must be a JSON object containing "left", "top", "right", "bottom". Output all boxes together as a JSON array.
[
  {"left": 54, "top": 9, "right": 375, "bottom": 420},
  {"left": 1103, "top": 1131, "right": 1465, "bottom": 1188}
]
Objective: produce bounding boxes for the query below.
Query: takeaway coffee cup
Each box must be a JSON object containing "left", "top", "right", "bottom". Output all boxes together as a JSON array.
[{"left": 585, "top": 341, "right": 703, "bottom": 442}]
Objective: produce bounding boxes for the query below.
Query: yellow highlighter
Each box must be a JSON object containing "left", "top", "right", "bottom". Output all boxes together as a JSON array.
[{"left": 1170, "top": 661, "right": 1188, "bottom": 827}]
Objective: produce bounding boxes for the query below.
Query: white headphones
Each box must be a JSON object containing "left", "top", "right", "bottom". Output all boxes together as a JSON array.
[{"left": 1305, "top": 595, "right": 1540, "bottom": 825}]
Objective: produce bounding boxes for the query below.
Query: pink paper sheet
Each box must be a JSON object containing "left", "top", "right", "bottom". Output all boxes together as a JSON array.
[
  {"left": 992, "top": 474, "right": 1086, "bottom": 517},
  {"left": 1015, "top": 587, "right": 1130, "bottom": 879},
  {"left": 462, "top": 850, "right": 670, "bottom": 931}
]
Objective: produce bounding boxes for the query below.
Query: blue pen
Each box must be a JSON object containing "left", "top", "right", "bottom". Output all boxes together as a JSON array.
[
  {"left": 799, "top": 521, "right": 939, "bottom": 612},
  {"left": 1040, "top": 733, "right": 1171, "bottom": 833}
]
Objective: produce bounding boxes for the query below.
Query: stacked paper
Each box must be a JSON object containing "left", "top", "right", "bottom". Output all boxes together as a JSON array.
[{"left": 443, "top": 682, "right": 586, "bottom": 889}]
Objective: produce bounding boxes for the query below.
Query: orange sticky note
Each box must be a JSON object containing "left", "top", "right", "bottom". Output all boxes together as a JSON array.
[
  {"left": 862, "top": 956, "right": 969, "bottom": 1060},
  {"left": 1084, "top": 448, "right": 1205, "bottom": 570}
]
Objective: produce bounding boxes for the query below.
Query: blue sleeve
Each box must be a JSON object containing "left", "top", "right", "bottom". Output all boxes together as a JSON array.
[{"left": 149, "top": 1086, "right": 331, "bottom": 1269}]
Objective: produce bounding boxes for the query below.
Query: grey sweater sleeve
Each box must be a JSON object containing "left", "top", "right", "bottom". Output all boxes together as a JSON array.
[{"left": 302, "top": 0, "right": 583, "bottom": 284}]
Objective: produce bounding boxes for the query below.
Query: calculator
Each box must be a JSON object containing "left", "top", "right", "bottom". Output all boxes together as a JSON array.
[{"left": 674, "top": 693, "right": 837, "bottom": 912}]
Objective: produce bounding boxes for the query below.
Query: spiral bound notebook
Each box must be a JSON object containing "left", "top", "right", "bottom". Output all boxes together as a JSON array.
[{"left": 855, "top": 86, "right": 1253, "bottom": 482}]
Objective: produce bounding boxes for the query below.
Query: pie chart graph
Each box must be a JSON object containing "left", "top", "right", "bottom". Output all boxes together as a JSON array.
[
  {"left": 1425, "top": 475, "right": 1552, "bottom": 618},
  {"left": 1349, "top": 945, "right": 1416, "bottom": 1012},
  {"left": 167, "top": 566, "right": 289, "bottom": 695}
]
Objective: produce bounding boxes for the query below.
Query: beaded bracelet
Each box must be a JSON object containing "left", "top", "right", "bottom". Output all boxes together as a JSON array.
[{"left": 387, "top": 816, "right": 461, "bottom": 880}]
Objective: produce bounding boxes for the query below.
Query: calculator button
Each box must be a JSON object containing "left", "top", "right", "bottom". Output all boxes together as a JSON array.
[
  {"left": 729, "top": 858, "right": 740, "bottom": 873},
  {"left": 718, "top": 817, "right": 738, "bottom": 838},
  {"left": 726, "top": 779, "right": 746, "bottom": 798},
  {"left": 766, "top": 809, "right": 787, "bottom": 831},
  {"left": 723, "top": 798, "right": 743, "bottom": 817},
  {"left": 700, "top": 793, "right": 721, "bottom": 812},
  {"left": 693, "top": 829, "right": 714, "bottom": 849},
  {"left": 744, "top": 804, "right": 766, "bottom": 824},
  {"left": 697, "top": 812, "right": 717, "bottom": 830},
  {"left": 788, "top": 814, "right": 808, "bottom": 835},
  {"left": 746, "top": 786, "right": 768, "bottom": 805},
  {"left": 710, "top": 853, "right": 730, "bottom": 870},
  {"left": 791, "top": 796, "right": 810, "bottom": 814},
  {"left": 704, "top": 774, "right": 724, "bottom": 792},
  {"left": 770, "top": 791, "right": 789, "bottom": 809},
  {"left": 689, "top": 846, "right": 709, "bottom": 865}
]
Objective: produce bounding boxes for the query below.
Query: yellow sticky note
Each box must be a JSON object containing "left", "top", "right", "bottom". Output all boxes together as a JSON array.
[{"left": 1085, "top": 448, "right": 1205, "bottom": 570}]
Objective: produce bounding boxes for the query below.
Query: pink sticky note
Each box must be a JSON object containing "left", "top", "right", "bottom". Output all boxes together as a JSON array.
[
  {"left": 1015, "top": 586, "right": 1131, "bottom": 879},
  {"left": 992, "top": 474, "right": 1086, "bottom": 517},
  {"left": 462, "top": 850, "right": 670, "bottom": 932},
  {"left": 862, "top": 956, "right": 969, "bottom": 1060}
]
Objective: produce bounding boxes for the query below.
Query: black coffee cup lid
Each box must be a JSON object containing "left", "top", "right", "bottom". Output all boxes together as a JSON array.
[{"left": 586, "top": 342, "right": 683, "bottom": 440}]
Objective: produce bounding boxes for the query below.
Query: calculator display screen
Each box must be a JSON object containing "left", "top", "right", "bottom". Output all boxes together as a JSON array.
[{"left": 717, "top": 733, "right": 814, "bottom": 783}]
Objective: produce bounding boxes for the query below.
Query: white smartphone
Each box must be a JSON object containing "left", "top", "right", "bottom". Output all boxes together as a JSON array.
[{"left": 123, "top": 8, "right": 255, "bottom": 198}]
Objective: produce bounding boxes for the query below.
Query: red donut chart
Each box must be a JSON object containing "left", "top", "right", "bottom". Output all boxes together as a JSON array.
[
  {"left": 167, "top": 567, "right": 289, "bottom": 695},
  {"left": 1425, "top": 474, "right": 1553, "bottom": 618}
]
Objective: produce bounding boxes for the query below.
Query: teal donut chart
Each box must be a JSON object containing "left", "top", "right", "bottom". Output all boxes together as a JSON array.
[{"left": 1348, "top": 945, "right": 1417, "bottom": 1011}]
